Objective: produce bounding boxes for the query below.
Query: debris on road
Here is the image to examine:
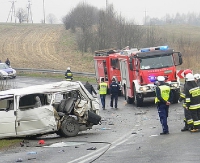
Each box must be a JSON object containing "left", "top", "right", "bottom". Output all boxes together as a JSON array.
[
  {"left": 58, "top": 149, "right": 65, "bottom": 153},
  {"left": 100, "top": 127, "right": 111, "bottom": 130},
  {"left": 150, "top": 135, "right": 159, "bottom": 137},
  {"left": 108, "top": 122, "right": 114, "bottom": 125},
  {"left": 135, "top": 112, "right": 147, "bottom": 115},
  {"left": 28, "top": 158, "right": 36, "bottom": 160},
  {"left": 27, "top": 151, "right": 37, "bottom": 155},
  {"left": 87, "top": 147, "right": 97, "bottom": 150},
  {"left": 38, "top": 140, "right": 45, "bottom": 145},
  {"left": 16, "top": 158, "right": 23, "bottom": 162},
  {"left": 131, "top": 132, "right": 137, "bottom": 134}
]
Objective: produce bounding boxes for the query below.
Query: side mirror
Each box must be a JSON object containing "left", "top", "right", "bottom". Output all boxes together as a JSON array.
[{"left": 179, "top": 53, "right": 183, "bottom": 65}]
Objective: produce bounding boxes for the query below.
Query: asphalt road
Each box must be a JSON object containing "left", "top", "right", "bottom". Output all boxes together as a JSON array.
[{"left": 1, "top": 77, "right": 200, "bottom": 163}]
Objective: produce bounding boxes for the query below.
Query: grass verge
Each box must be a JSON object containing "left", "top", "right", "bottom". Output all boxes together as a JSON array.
[
  {"left": 0, "top": 139, "right": 22, "bottom": 150},
  {"left": 18, "top": 72, "right": 97, "bottom": 84}
]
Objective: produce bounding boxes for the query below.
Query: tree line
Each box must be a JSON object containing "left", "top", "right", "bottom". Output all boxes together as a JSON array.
[
  {"left": 62, "top": 2, "right": 166, "bottom": 54},
  {"left": 62, "top": 2, "right": 200, "bottom": 72},
  {"left": 146, "top": 13, "right": 200, "bottom": 26}
]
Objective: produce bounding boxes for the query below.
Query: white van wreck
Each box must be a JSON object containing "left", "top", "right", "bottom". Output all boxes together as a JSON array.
[{"left": 0, "top": 81, "right": 101, "bottom": 139}]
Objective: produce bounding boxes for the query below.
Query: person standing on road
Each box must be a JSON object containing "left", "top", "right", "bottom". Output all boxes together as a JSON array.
[
  {"left": 97, "top": 78, "right": 108, "bottom": 110},
  {"left": 110, "top": 78, "right": 120, "bottom": 109},
  {"left": 155, "top": 76, "right": 173, "bottom": 135},
  {"left": 65, "top": 67, "right": 73, "bottom": 81},
  {"left": 84, "top": 81, "right": 97, "bottom": 96},
  {"left": 179, "top": 69, "right": 193, "bottom": 132},
  {"left": 5, "top": 58, "right": 10, "bottom": 66},
  {"left": 184, "top": 73, "right": 200, "bottom": 132}
]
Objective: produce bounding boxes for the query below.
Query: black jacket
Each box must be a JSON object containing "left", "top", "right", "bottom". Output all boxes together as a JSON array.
[
  {"left": 184, "top": 80, "right": 200, "bottom": 108},
  {"left": 84, "top": 82, "right": 97, "bottom": 95},
  {"left": 110, "top": 81, "right": 120, "bottom": 95},
  {"left": 65, "top": 70, "right": 73, "bottom": 80}
]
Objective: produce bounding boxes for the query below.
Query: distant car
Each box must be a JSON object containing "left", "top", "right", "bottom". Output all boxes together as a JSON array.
[{"left": 0, "top": 63, "right": 16, "bottom": 79}]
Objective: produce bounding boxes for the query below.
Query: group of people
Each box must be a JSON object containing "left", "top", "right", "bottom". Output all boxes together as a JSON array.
[
  {"left": 66, "top": 66, "right": 200, "bottom": 135},
  {"left": 179, "top": 69, "right": 200, "bottom": 132},
  {"left": 65, "top": 66, "right": 120, "bottom": 110},
  {"left": 96, "top": 77, "right": 120, "bottom": 110},
  {"left": 84, "top": 77, "right": 120, "bottom": 110},
  {"left": 155, "top": 69, "right": 200, "bottom": 135}
]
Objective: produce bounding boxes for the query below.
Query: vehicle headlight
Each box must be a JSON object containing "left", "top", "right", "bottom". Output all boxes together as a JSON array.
[
  {"left": 12, "top": 69, "right": 16, "bottom": 74},
  {"left": 0, "top": 70, "right": 8, "bottom": 76},
  {"left": 139, "top": 86, "right": 150, "bottom": 91}
]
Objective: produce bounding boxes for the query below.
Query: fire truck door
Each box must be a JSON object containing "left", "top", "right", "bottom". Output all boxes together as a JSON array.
[
  {"left": 119, "top": 59, "right": 130, "bottom": 88},
  {"left": 95, "top": 60, "right": 108, "bottom": 82}
]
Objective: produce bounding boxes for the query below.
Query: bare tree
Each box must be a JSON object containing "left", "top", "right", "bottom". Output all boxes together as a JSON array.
[
  {"left": 16, "top": 8, "right": 27, "bottom": 23},
  {"left": 46, "top": 13, "right": 57, "bottom": 24}
]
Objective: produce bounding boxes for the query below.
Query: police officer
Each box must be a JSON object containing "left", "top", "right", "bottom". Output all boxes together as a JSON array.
[
  {"left": 180, "top": 69, "right": 193, "bottom": 131},
  {"left": 155, "top": 76, "right": 173, "bottom": 135},
  {"left": 97, "top": 78, "right": 108, "bottom": 110},
  {"left": 110, "top": 78, "right": 120, "bottom": 109},
  {"left": 184, "top": 73, "right": 200, "bottom": 132},
  {"left": 65, "top": 67, "right": 73, "bottom": 81}
]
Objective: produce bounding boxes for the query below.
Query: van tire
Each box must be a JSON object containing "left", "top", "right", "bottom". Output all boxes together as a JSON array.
[{"left": 60, "top": 118, "right": 79, "bottom": 137}]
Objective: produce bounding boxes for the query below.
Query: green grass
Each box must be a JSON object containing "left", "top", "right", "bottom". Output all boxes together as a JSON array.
[
  {"left": 18, "top": 72, "right": 97, "bottom": 84},
  {"left": 0, "top": 139, "right": 22, "bottom": 150}
]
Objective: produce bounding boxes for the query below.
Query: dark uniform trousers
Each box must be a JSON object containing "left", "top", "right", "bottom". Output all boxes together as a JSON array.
[
  {"left": 110, "top": 94, "right": 118, "bottom": 108},
  {"left": 157, "top": 104, "right": 169, "bottom": 133}
]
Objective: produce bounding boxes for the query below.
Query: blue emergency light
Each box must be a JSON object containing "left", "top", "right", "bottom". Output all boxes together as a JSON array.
[
  {"left": 141, "top": 48, "right": 150, "bottom": 52},
  {"left": 159, "top": 46, "right": 168, "bottom": 50},
  {"left": 148, "top": 76, "right": 157, "bottom": 82}
]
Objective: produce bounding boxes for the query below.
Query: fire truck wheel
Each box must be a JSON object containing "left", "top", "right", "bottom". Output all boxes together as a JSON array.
[
  {"left": 134, "top": 87, "right": 143, "bottom": 107},
  {"left": 124, "top": 86, "right": 133, "bottom": 104}
]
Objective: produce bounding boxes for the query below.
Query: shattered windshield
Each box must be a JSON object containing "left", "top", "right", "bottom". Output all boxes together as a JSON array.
[{"left": 140, "top": 55, "right": 174, "bottom": 70}]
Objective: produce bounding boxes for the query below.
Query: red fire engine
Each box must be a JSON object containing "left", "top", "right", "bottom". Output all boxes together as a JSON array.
[
  {"left": 94, "top": 49, "right": 122, "bottom": 94},
  {"left": 118, "top": 46, "right": 183, "bottom": 107}
]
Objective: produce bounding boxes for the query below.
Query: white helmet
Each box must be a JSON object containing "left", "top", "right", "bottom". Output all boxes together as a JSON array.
[
  {"left": 185, "top": 73, "right": 194, "bottom": 81},
  {"left": 157, "top": 76, "right": 165, "bottom": 82},
  {"left": 67, "top": 67, "right": 70, "bottom": 70},
  {"left": 194, "top": 74, "right": 200, "bottom": 80}
]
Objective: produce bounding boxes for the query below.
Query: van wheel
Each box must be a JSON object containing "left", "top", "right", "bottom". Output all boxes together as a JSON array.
[{"left": 60, "top": 118, "right": 79, "bottom": 137}]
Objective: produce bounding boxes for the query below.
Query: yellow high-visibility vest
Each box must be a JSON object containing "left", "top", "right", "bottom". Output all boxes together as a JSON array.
[
  {"left": 67, "top": 72, "right": 72, "bottom": 77},
  {"left": 99, "top": 82, "right": 108, "bottom": 95},
  {"left": 155, "top": 85, "right": 170, "bottom": 104}
]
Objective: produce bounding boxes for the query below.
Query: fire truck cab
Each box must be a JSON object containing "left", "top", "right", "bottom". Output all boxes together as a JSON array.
[
  {"left": 94, "top": 49, "right": 121, "bottom": 95},
  {"left": 118, "top": 46, "right": 183, "bottom": 107}
]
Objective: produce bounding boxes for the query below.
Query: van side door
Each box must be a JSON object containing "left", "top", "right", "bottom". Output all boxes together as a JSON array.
[{"left": 0, "top": 96, "right": 16, "bottom": 138}]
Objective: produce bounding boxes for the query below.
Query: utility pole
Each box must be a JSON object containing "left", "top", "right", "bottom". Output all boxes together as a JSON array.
[
  {"left": 27, "top": 0, "right": 33, "bottom": 23},
  {"left": 6, "top": 1, "right": 16, "bottom": 23},
  {"left": 144, "top": 9, "right": 147, "bottom": 25},
  {"left": 43, "top": 0, "right": 46, "bottom": 24}
]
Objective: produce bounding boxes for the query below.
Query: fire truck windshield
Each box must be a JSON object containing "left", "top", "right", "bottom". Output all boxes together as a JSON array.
[{"left": 140, "top": 55, "right": 174, "bottom": 70}]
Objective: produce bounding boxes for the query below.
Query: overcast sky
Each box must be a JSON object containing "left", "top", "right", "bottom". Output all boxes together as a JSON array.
[{"left": 0, "top": 0, "right": 200, "bottom": 24}]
